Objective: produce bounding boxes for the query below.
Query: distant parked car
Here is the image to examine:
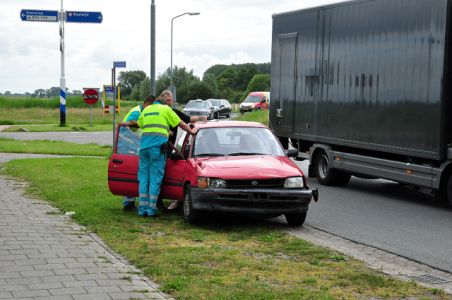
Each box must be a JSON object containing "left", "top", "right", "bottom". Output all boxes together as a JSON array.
[
  {"left": 183, "top": 99, "right": 214, "bottom": 120},
  {"left": 239, "top": 92, "right": 270, "bottom": 114},
  {"left": 207, "top": 99, "right": 232, "bottom": 118},
  {"left": 108, "top": 121, "right": 318, "bottom": 226}
]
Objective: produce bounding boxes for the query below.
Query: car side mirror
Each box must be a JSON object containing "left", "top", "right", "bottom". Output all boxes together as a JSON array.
[{"left": 286, "top": 148, "right": 298, "bottom": 158}]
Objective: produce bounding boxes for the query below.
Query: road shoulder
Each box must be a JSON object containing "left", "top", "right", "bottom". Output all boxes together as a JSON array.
[{"left": 287, "top": 225, "right": 452, "bottom": 294}]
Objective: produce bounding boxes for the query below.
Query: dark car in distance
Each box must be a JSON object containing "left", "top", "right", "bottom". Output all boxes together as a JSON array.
[
  {"left": 108, "top": 121, "right": 318, "bottom": 226},
  {"left": 207, "top": 99, "right": 232, "bottom": 118}
]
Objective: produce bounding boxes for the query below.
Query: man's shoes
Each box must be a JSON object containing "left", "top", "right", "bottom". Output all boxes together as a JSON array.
[
  {"left": 138, "top": 207, "right": 157, "bottom": 217},
  {"left": 123, "top": 201, "right": 136, "bottom": 211},
  {"left": 167, "top": 200, "right": 181, "bottom": 211}
]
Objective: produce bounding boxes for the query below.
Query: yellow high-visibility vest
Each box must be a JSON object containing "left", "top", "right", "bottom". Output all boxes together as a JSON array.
[{"left": 138, "top": 103, "right": 180, "bottom": 138}]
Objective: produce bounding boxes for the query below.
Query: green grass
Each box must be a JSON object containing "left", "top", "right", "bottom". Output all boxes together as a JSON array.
[
  {"left": 0, "top": 96, "right": 140, "bottom": 109},
  {"left": 0, "top": 107, "right": 128, "bottom": 127},
  {"left": 0, "top": 138, "right": 111, "bottom": 156},
  {"left": 0, "top": 96, "right": 139, "bottom": 128},
  {"left": 234, "top": 110, "right": 269, "bottom": 126},
  {"left": 3, "top": 124, "right": 114, "bottom": 132},
  {"left": 2, "top": 156, "right": 449, "bottom": 300}
]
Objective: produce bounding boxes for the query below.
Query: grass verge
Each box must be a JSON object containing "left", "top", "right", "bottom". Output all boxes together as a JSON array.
[
  {"left": 234, "top": 110, "right": 269, "bottom": 126},
  {"left": 0, "top": 138, "right": 111, "bottom": 156},
  {"left": 3, "top": 124, "right": 113, "bottom": 132},
  {"left": 2, "top": 157, "right": 449, "bottom": 300},
  {"left": 0, "top": 107, "right": 128, "bottom": 128}
]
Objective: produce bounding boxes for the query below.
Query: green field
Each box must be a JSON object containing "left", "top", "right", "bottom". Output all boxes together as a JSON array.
[{"left": 0, "top": 96, "right": 138, "bottom": 129}]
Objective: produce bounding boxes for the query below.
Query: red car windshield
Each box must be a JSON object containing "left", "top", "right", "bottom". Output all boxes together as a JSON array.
[{"left": 193, "top": 127, "right": 285, "bottom": 157}]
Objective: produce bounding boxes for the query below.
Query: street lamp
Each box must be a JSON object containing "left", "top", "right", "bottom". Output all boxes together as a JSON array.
[{"left": 170, "top": 12, "right": 200, "bottom": 101}]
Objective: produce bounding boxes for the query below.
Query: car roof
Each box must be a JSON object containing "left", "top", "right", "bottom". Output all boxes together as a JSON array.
[{"left": 192, "top": 120, "right": 267, "bottom": 130}]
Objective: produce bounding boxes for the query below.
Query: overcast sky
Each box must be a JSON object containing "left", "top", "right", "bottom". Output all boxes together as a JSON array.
[{"left": 0, "top": 0, "right": 345, "bottom": 94}]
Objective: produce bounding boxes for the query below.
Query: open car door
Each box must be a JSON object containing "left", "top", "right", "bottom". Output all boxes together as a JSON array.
[
  {"left": 108, "top": 124, "right": 187, "bottom": 201},
  {"left": 108, "top": 125, "right": 140, "bottom": 197}
]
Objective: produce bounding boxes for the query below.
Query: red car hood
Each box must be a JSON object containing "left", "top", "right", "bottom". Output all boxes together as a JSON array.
[{"left": 193, "top": 155, "right": 303, "bottom": 179}]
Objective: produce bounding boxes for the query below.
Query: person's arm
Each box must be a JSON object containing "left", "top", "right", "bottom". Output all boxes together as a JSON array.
[
  {"left": 125, "top": 120, "right": 139, "bottom": 127},
  {"left": 190, "top": 115, "right": 207, "bottom": 123},
  {"left": 126, "top": 111, "right": 141, "bottom": 128},
  {"left": 178, "top": 120, "right": 195, "bottom": 135}
]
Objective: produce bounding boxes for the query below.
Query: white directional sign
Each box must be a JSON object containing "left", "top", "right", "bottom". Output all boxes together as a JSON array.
[{"left": 20, "top": 9, "right": 59, "bottom": 22}]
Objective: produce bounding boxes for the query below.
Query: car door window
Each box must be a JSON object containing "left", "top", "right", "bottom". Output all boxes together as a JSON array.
[
  {"left": 117, "top": 126, "right": 140, "bottom": 155},
  {"left": 182, "top": 134, "right": 193, "bottom": 158}
]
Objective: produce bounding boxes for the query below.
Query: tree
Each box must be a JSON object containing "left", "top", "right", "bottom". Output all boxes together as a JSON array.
[
  {"left": 202, "top": 73, "right": 218, "bottom": 97},
  {"left": 139, "top": 77, "right": 151, "bottom": 100},
  {"left": 47, "top": 87, "right": 60, "bottom": 98},
  {"left": 245, "top": 74, "right": 270, "bottom": 94},
  {"left": 32, "top": 89, "right": 46, "bottom": 98},
  {"left": 203, "top": 64, "right": 228, "bottom": 79},
  {"left": 177, "top": 81, "right": 215, "bottom": 104},
  {"left": 118, "top": 70, "right": 147, "bottom": 98},
  {"left": 155, "top": 66, "right": 199, "bottom": 97},
  {"left": 130, "top": 85, "right": 141, "bottom": 101}
]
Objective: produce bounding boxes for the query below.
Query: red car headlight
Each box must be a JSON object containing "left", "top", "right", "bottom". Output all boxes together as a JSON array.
[
  {"left": 284, "top": 177, "right": 304, "bottom": 188},
  {"left": 197, "top": 177, "right": 227, "bottom": 189}
]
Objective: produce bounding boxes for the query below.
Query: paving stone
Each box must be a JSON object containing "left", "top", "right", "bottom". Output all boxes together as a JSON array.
[
  {"left": 0, "top": 165, "right": 172, "bottom": 299},
  {"left": 12, "top": 289, "right": 51, "bottom": 298},
  {"left": 49, "top": 287, "right": 87, "bottom": 296}
]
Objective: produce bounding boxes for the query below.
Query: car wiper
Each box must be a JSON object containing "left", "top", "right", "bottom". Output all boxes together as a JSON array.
[
  {"left": 227, "top": 152, "right": 266, "bottom": 156},
  {"left": 195, "top": 153, "right": 224, "bottom": 157}
]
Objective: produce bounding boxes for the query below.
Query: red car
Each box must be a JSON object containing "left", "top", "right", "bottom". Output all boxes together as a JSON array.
[{"left": 108, "top": 121, "right": 318, "bottom": 226}]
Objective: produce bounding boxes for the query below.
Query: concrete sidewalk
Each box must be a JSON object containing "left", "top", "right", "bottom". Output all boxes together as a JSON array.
[{"left": 0, "top": 154, "right": 171, "bottom": 299}]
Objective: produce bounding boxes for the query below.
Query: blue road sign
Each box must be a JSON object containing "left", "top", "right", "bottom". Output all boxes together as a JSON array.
[
  {"left": 20, "top": 9, "right": 59, "bottom": 22},
  {"left": 65, "top": 11, "right": 103, "bottom": 23},
  {"left": 114, "top": 61, "right": 126, "bottom": 68}
]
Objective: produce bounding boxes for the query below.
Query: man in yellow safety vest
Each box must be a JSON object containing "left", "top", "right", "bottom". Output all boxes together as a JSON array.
[
  {"left": 136, "top": 92, "right": 195, "bottom": 217},
  {"left": 121, "top": 95, "right": 155, "bottom": 211}
]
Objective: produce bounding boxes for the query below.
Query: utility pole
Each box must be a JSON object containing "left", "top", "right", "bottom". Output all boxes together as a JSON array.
[{"left": 150, "top": 0, "right": 156, "bottom": 96}]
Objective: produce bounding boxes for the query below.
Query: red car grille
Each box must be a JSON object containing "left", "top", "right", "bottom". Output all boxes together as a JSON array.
[{"left": 225, "top": 179, "right": 284, "bottom": 189}]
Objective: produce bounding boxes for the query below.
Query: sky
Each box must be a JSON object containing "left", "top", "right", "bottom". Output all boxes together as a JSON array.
[{"left": 0, "top": 0, "right": 346, "bottom": 94}]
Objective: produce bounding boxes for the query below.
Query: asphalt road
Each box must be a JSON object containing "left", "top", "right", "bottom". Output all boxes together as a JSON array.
[
  {"left": 287, "top": 160, "right": 452, "bottom": 273},
  {"left": 2, "top": 128, "right": 452, "bottom": 273}
]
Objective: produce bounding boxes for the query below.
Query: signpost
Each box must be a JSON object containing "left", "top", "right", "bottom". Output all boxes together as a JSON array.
[
  {"left": 83, "top": 88, "right": 100, "bottom": 127},
  {"left": 112, "top": 61, "right": 126, "bottom": 145},
  {"left": 66, "top": 11, "right": 103, "bottom": 23},
  {"left": 114, "top": 61, "right": 126, "bottom": 68},
  {"left": 20, "top": 10, "right": 59, "bottom": 22},
  {"left": 20, "top": 1, "right": 102, "bottom": 127}
]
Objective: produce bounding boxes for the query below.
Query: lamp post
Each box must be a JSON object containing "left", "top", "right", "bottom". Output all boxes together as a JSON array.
[{"left": 170, "top": 12, "right": 200, "bottom": 101}]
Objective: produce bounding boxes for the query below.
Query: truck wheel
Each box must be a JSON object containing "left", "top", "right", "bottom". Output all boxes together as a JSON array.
[
  {"left": 315, "top": 151, "right": 335, "bottom": 185},
  {"left": 285, "top": 211, "right": 307, "bottom": 227},
  {"left": 438, "top": 173, "right": 452, "bottom": 207},
  {"left": 447, "top": 175, "right": 452, "bottom": 207},
  {"left": 183, "top": 185, "right": 200, "bottom": 224}
]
